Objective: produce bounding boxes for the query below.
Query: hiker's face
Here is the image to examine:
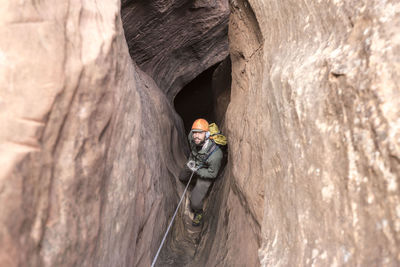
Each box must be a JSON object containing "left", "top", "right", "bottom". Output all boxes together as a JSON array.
[{"left": 193, "top": 131, "right": 206, "bottom": 145}]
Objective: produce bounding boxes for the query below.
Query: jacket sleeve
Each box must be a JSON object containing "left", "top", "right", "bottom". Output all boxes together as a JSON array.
[{"left": 196, "top": 148, "right": 223, "bottom": 179}]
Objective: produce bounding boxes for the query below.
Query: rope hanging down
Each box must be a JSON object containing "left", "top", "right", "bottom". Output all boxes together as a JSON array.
[{"left": 151, "top": 170, "right": 195, "bottom": 267}]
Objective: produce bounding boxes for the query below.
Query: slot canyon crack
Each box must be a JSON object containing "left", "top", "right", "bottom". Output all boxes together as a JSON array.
[{"left": 1, "top": 0, "right": 400, "bottom": 266}]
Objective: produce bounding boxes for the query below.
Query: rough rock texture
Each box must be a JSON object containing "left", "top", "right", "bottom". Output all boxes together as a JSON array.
[
  {"left": 212, "top": 56, "right": 231, "bottom": 125},
  {"left": 193, "top": 0, "right": 400, "bottom": 266},
  {"left": 4, "top": 0, "right": 399, "bottom": 266},
  {"left": 121, "top": 0, "right": 229, "bottom": 100},
  {"left": 0, "top": 1, "right": 188, "bottom": 266}
]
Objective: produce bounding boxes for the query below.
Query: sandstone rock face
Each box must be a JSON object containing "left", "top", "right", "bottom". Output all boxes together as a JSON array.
[
  {"left": 0, "top": 1, "right": 187, "bottom": 266},
  {"left": 3, "top": 0, "right": 399, "bottom": 266},
  {"left": 201, "top": 0, "right": 399, "bottom": 266},
  {"left": 121, "top": 0, "right": 229, "bottom": 100},
  {"left": 212, "top": 56, "right": 231, "bottom": 125}
]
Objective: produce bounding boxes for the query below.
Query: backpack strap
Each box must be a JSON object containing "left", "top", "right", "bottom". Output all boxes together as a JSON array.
[
  {"left": 191, "top": 140, "right": 219, "bottom": 166},
  {"left": 205, "top": 141, "right": 219, "bottom": 162}
]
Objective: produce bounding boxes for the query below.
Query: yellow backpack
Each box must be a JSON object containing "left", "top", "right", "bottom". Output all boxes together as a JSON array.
[{"left": 209, "top": 123, "right": 227, "bottom": 146}]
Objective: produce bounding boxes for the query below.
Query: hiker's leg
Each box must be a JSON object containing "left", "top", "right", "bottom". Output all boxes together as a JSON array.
[{"left": 190, "top": 178, "right": 212, "bottom": 212}]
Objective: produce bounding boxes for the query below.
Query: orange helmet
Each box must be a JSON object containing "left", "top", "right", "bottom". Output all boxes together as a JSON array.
[{"left": 191, "top": 118, "right": 209, "bottom": 132}]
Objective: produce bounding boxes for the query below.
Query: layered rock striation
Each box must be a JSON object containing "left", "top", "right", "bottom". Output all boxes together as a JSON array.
[
  {"left": 2, "top": 0, "right": 399, "bottom": 266},
  {"left": 0, "top": 0, "right": 232, "bottom": 266},
  {"left": 0, "top": 1, "right": 188, "bottom": 266},
  {"left": 194, "top": 0, "right": 400, "bottom": 266},
  {"left": 121, "top": 0, "right": 229, "bottom": 100}
]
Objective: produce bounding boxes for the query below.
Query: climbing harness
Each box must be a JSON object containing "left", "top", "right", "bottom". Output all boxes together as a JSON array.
[{"left": 151, "top": 170, "right": 195, "bottom": 267}]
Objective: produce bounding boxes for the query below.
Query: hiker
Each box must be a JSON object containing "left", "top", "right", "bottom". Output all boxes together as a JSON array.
[{"left": 179, "top": 118, "right": 224, "bottom": 226}]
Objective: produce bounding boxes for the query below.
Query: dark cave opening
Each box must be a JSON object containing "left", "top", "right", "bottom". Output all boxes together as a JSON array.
[
  {"left": 174, "top": 64, "right": 218, "bottom": 134},
  {"left": 174, "top": 57, "right": 232, "bottom": 134}
]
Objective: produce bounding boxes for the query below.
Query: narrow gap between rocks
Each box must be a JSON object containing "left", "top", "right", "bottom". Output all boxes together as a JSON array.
[
  {"left": 174, "top": 58, "right": 232, "bottom": 134},
  {"left": 174, "top": 64, "right": 218, "bottom": 134},
  {"left": 120, "top": 1, "right": 231, "bottom": 263},
  {"left": 154, "top": 58, "right": 231, "bottom": 266}
]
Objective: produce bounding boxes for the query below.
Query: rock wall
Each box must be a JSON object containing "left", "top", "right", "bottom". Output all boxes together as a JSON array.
[
  {"left": 212, "top": 56, "right": 231, "bottom": 125},
  {"left": 121, "top": 0, "right": 229, "bottom": 100},
  {"left": 3, "top": 0, "right": 399, "bottom": 266},
  {"left": 198, "top": 0, "right": 399, "bottom": 266},
  {"left": 0, "top": 1, "right": 188, "bottom": 266}
]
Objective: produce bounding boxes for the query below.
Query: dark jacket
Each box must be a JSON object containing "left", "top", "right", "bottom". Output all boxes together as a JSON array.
[{"left": 188, "top": 131, "right": 223, "bottom": 179}]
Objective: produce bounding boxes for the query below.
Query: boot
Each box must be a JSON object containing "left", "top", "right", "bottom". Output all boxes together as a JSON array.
[{"left": 192, "top": 210, "right": 203, "bottom": 226}]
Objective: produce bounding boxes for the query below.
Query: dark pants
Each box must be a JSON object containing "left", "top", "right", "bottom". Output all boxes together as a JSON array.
[{"left": 179, "top": 166, "right": 212, "bottom": 212}]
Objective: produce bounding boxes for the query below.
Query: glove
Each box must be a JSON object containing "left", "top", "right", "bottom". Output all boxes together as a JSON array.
[{"left": 186, "top": 160, "right": 200, "bottom": 172}]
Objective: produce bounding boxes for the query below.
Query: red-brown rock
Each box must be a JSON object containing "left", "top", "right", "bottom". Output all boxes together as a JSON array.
[
  {"left": 0, "top": 1, "right": 187, "bottom": 266},
  {"left": 121, "top": 0, "right": 229, "bottom": 100},
  {"left": 195, "top": 0, "right": 400, "bottom": 266}
]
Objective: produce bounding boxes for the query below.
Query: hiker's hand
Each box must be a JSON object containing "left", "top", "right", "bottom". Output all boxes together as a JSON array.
[{"left": 186, "top": 160, "right": 199, "bottom": 172}]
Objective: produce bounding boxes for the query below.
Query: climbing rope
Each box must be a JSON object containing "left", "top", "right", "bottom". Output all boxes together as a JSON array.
[{"left": 151, "top": 170, "right": 195, "bottom": 267}]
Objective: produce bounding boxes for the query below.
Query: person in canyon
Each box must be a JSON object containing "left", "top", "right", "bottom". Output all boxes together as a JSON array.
[{"left": 179, "top": 118, "right": 223, "bottom": 226}]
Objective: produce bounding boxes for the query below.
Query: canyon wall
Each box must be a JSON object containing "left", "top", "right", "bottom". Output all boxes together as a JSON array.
[
  {"left": 121, "top": 0, "right": 229, "bottom": 100},
  {"left": 2, "top": 0, "right": 399, "bottom": 266},
  {"left": 198, "top": 0, "right": 399, "bottom": 266},
  {"left": 0, "top": 0, "right": 231, "bottom": 266},
  {"left": 0, "top": 1, "right": 190, "bottom": 266}
]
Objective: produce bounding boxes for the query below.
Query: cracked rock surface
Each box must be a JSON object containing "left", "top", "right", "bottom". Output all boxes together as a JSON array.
[
  {"left": 121, "top": 0, "right": 229, "bottom": 100},
  {"left": 163, "top": 0, "right": 400, "bottom": 266},
  {"left": 1, "top": 0, "right": 400, "bottom": 266},
  {"left": 197, "top": 0, "right": 400, "bottom": 266},
  {"left": 0, "top": 1, "right": 187, "bottom": 266},
  {"left": 0, "top": 0, "right": 230, "bottom": 266}
]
